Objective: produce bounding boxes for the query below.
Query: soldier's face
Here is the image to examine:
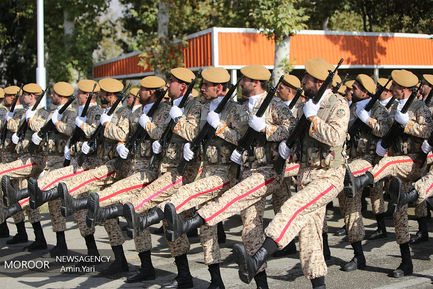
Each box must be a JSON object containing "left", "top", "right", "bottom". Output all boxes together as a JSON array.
[
  {"left": 379, "top": 89, "right": 392, "bottom": 101},
  {"left": 390, "top": 82, "right": 407, "bottom": 100},
  {"left": 276, "top": 82, "right": 295, "bottom": 101},
  {"left": 301, "top": 73, "right": 320, "bottom": 99},
  {"left": 77, "top": 89, "right": 88, "bottom": 106},
  {"left": 421, "top": 83, "right": 432, "bottom": 98},
  {"left": 167, "top": 76, "right": 186, "bottom": 100},
  {"left": 239, "top": 77, "right": 254, "bottom": 98},
  {"left": 201, "top": 80, "right": 219, "bottom": 102},
  {"left": 345, "top": 88, "right": 353, "bottom": 101},
  {"left": 21, "top": 92, "right": 35, "bottom": 106},
  {"left": 351, "top": 82, "right": 369, "bottom": 102},
  {"left": 51, "top": 92, "right": 61, "bottom": 105},
  {"left": 99, "top": 91, "right": 111, "bottom": 107},
  {"left": 126, "top": 93, "right": 135, "bottom": 107},
  {"left": 139, "top": 87, "right": 150, "bottom": 105},
  {"left": 3, "top": 94, "right": 15, "bottom": 106}
]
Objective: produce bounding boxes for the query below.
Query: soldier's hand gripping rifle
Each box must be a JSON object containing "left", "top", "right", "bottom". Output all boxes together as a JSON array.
[
  {"left": 177, "top": 78, "right": 241, "bottom": 175},
  {"left": 347, "top": 78, "right": 392, "bottom": 143},
  {"left": 77, "top": 83, "right": 131, "bottom": 166},
  {"left": 380, "top": 84, "right": 421, "bottom": 152},
  {"left": 0, "top": 84, "right": 22, "bottom": 146},
  {"left": 231, "top": 75, "right": 285, "bottom": 179},
  {"left": 274, "top": 58, "right": 344, "bottom": 174},
  {"left": 149, "top": 71, "right": 201, "bottom": 169},
  {"left": 63, "top": 83, "right": 97, "bottom": 166},
  {"left": 9, "top": 89, "right": 46, "bottom": 152},
  {"left": 28, "top": 96, "right": 76, "bottom": 153}
]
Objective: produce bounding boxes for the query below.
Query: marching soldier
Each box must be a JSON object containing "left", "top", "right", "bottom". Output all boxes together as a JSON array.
[
  {"left": 346, "top": 69, "right": 432, "bottom": 277},
  {"left": 164, "top": 64, "right": 295, "bottom": 288},
  {"left": 229, "top": 58, "right": 349, "bottom": 289}
]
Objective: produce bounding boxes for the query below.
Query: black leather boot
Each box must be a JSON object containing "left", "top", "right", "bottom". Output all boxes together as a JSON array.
[
  {"left": 86, "top": 192, "right": 123, "bottom": 227},
  {"left": 25, "top": 221, "right": 47, "bottom": 251},
  {"left": 344, "top": 167, "right": 374, "bottom": 198},
  {"left": 410, "top": 216, "right": 429, "bottom": 244},
  {"left": 165, "top": 202, "right": 204, "bottom": 242},
  {"left": 29, "top": 177, "right": 60, "bottom": 209},
  {"left": 207, "top": 263, "right": 225, "bottom": 289},
  {"left": 388, "top": 177, "right": 419, "bottom": 214},
  {"left": 311, "top": 276, "right": 326, "bottom": 289},
  {"left": 0, "top": 221, "right": 9, "bottom": 238},
  {"left": 2, "top": 175, "right": 29, "bottom": 206},
  {"left": 392, "top": 242, "right": 413, "bottom": 278},
  {"left": 272, "top": 239, "right": 296, "bottom": 257},
  {"left": 232, "top": 237, "right": 278, "bottom": 284},
  {"left": 0, "top": 202, "right": 22, "bottom": 223},
  {"left": 100, "top": 245, "right": 129, "bottom": 275},
  {"left": 161, "top": 254, "right": 193, "bottom": 288},
  {"left": 60, "top": 182, "right": 88, "bottom": 217},
  {"left": 342, "top": 241, "right": 366, "bottom": 271},
  {"left": 123, "top": 202, "right": 164, "bottom": 238},
  {"left": 334, "top": 225, "right": 346, "bottom": 237},
  {"left": 125, "top": 250, "right": 155, "bottom": 283},
  {"left": 368, "top": 213, "right": 388, "bottom": 240},
  {"left": 323, "top": 233, "right": 331, "bottom": 260},
  {"left": 254, "top": 270, "right": 268, "bottom": 289},
  {"left": 84, "top": 234, "right": 100, "bottom": 257},
  {"left": 6, "top": 221, "right": 28, "bottom": 244},
  {"left": 50, "top": 231, "right": 68, "bottom": 257},
  {"left": 217, "top": 222, "right": 226, "bottom": 244}
]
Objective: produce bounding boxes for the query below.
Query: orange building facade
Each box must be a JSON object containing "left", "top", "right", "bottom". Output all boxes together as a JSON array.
[{"left": 93, "top": 27, "right": 433, "bottom": 81}]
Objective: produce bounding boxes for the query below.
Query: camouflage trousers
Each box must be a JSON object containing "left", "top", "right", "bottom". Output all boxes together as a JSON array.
[
  {"left": 1, "top": 154, "right": 46, "bottom": 224},
  {"left": 198, "top": 166, "right": 282, "bottom": 272},
  {"left": 273, "top": 161, "right": 300, "bottom": 213},
  {"left": 265, "top": 165, "right": 345, "bottom": 279},
  {"left": 169, "top": 165, "right": 234, "bottom": 265}
]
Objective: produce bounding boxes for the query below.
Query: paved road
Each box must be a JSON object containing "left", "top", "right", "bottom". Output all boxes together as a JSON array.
[{"left": 1, "top": 200, "right": 433, "bottom": 288}]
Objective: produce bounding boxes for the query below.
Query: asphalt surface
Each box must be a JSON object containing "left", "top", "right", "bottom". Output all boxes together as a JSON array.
[{"left": 1, "top": 199, "right": 433, "bottom": 288}]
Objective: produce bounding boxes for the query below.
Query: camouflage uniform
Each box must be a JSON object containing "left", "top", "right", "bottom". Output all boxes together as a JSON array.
[
  {"left": 345, "top": 100, "right": 391, "bottom": 243},
  {"left": 264, "top": 90, "right": 349, "bottom": 279},
  {"left": 196, "top": 93, "right": 295, "bottom": 271}
]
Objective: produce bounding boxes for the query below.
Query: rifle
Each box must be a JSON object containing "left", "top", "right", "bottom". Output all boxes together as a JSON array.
[
  {"left": 385, "top": 96, "right": 395, "bottom": 109},
  {"left": 288, "top": 88, "right": 303, "bottom": 110},
  {"left": 177, "top": 78, "right": 242, "bottom": 175},
  {"left": 231, "top": 75, "right": 285, "bottom": 179},
  {"left": 149, "top": 70, "right": 201, "bottom": 169},
  {"left": 63, "top": 83, "right": 97, "bottom": 166},
  {"left": 380, "top": 84, "right": 421, "bottom": 150},
  {"left": 274, "top": 58, "right": 344, "bottom": 174},
  {"left": 128, "top": 89, "right": 139, "bottom": 110},
  {"left": 333, "top": 73, "right": 349, "bottom": 94},
  {"left": 28, "top": 96, "right": 76, "bottom": 153},
  {"left": 0, "top": 84, "right": 22, "bottom": 146},
  {"left": 9, "top": 89, "right": 46, "bottom": 152},
  {"left": 347, "top": 78, "right": 392, "bottom": 142},
  {"left": 77, "top": 83, "right": 131, "bottom": 166}
]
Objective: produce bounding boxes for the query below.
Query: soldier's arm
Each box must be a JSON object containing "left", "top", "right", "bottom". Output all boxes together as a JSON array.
[
  {"left": 55, "top": 109, "right": 77, "bottom": 137},
  {"left": 29, "top": 109, "right": 49, "bottom": 132},
  {"left": 103, "top": 107, "right": 129, "bottom": 142},
  {"left": 214, "top": 103, "right": 242, "bottom": 145},
  {"left": 403, "top": 105, "right": 432, "bottom": 139},
  {"left": 173, "top": 101, "right": 201, "bottom": 142},
  {"left": 309, "top": 97, "right": 349, "bottom": 147},
  {"left": 7, "top": 111, "right": 24, "bottom": 132},
  {"left": 366, "top": 105, "right": 392, "bottom": 138},
  {"left": 82, "top": 105, "right": 102, "bottom": 137},
  {"left": 146, "top": 102, "right": 171, "bottom": 140},
  {"left": 265, "top": 99, "right": 296, "bottom": 142}
]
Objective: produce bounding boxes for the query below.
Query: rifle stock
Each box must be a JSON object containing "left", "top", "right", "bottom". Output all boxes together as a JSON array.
[{"left": 274, "top": 58, "right": 344, "bottom": 174}]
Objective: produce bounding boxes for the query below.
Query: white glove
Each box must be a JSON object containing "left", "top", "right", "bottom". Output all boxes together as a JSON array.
[
  {"left": 206, "top": 111, "right": 221, "bottom": 129},
  {"left": 51, "top": 109, "right": 62, "bottom": 125},
  {"left": 249, "top": 115, "right": 267, "bottom": 132},
  {"left": 11, "top": 133, "right": 19, "bottom": 144},
  {"left": 169, "top": 106, "right": 183, "bottom": 120},
  {"left": 230, "top": 149, "right": 243, "bottom": 165},
  {"left": 81, "top": 141, "right": 91, "bottom": 155},
  {"left": 356, "top": 109, "right": 371, "bottom": 124},
  {"left": 64, "top": 145, "right": 71, "bottom": 160},
  {"left": 421, "top": 140, "right": 432, "bottom": 154},
  {"left": 183, "top": 142, "right": 194, "bottom": 161},
  {"left": 278, "top": 141, "right": 291, "bottom": 159},
  {"left": 5, "top": 112, "right": 14, "bottom": 121},
  {"left": 31, "top": 132, "right": 42, "bottom": 145},
  {"left": 75, "top": 116, "right": 87, "bottom": 128},
  {"left": 116, "top": 143, "right": 129, "bottom": 159},
  {"left": 395, "top": 110, "right": 409, "bottom": 126},
  {"left": 139, "top": 114, "right": 151, "bottom": 130},
  {"left": 376, "top": 140, "right": 387, "bottom": 157},
  {"left": 100, "top": 113, "right": 112, "bottom": 125},
  {"left": 152, "top": 140, "right": 162, "bottom": 154},
  {"left": 303, "top": 99, "right": 321, "bottom": 118},
  {"left": 25, "top": 109, "right": 36, "bottom": 121}
]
